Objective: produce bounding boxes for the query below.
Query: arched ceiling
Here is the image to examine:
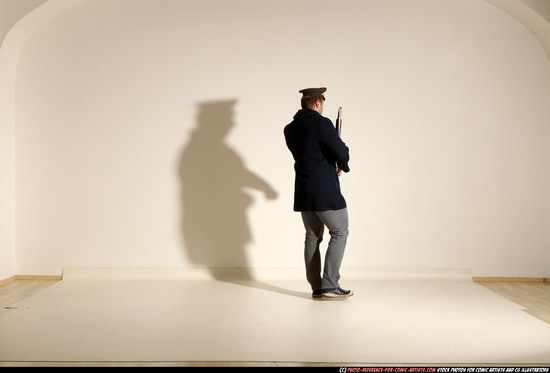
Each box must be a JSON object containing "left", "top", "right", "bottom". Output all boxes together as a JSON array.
[
  {"left": 483, "top": 0, "right": 550, "bottom": 62},
  {"left": 1, "top": 0, "right": 550, "bottom": 61}
]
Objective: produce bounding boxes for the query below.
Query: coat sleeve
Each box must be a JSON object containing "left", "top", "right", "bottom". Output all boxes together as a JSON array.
[{"left": 318, "top": 118, "right": 350, "bottom": 173}]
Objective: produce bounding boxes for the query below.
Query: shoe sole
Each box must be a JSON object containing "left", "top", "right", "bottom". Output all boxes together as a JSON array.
[{"left": 322, "top": 291, "right": 354, "bottom": 298}]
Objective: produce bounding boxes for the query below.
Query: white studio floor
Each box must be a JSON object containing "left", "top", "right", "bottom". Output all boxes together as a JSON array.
[{"left": 1, "top": 268, "right": 550, "bottom": 365}]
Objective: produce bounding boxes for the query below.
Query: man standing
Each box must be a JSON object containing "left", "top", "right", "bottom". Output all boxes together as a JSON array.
[{"left": 284, "top": 87, "right": 353, "bottom": 299}]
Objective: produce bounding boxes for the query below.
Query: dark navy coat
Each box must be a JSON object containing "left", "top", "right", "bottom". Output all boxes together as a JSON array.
[{"left": 284, "top": 108, "right": 350, "bottom": 212}]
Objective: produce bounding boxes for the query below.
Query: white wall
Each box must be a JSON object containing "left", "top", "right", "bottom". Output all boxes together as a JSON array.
[
  {"left": 0, "top": 35, "right": 15, "bottom": 279},
  {"left": 0, "top": 0, "right": 49, "bottom": 280},
  {"left": 0, "top": 0, "right": 92, "bottom": 280},
  {"left": 3, "top": 0, "right": 550, "bottom": 278}
]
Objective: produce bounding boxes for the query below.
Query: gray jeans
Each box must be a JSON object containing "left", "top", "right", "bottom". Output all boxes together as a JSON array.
[{"left": 300, "top": 208, "right": 349, "bottom": 290}]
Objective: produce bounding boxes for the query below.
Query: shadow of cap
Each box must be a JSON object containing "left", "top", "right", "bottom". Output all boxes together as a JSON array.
[{"left": 196, "top": 99, "right": 239, "bottom": 136}]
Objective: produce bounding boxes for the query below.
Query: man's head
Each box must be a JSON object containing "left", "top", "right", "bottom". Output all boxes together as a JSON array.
[{"left": 299, "top": 87, "right": 326, "bottom": 114}]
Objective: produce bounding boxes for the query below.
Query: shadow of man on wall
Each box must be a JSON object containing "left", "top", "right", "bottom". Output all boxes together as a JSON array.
[{"left": 178, "top": 100, "right": 279, "bottom": 283}]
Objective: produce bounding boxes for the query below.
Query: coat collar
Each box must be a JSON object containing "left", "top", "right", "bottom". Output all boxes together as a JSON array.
[{"left": 293, "top": 108, "right": 319, "bottom": 120}]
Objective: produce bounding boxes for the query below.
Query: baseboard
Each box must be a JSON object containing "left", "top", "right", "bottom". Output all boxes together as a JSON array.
[
  {"left": 15, "top": 275, "right": 63, "bottom": 281},
  {"left": 0, "top": 275, "right": 63, "bottom": 286},
  {"left": 0, "top": 276, "right": 16, "bottom": 286}
]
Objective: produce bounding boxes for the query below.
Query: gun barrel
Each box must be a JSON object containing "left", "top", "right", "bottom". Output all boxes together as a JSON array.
[{"left": 336, "top": 107, "right": 342, "bottom": 137}]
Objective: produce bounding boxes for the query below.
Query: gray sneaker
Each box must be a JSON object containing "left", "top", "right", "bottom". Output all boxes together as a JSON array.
[{"left": 322, "top": 287, "right": 354, "bottom": 298}]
